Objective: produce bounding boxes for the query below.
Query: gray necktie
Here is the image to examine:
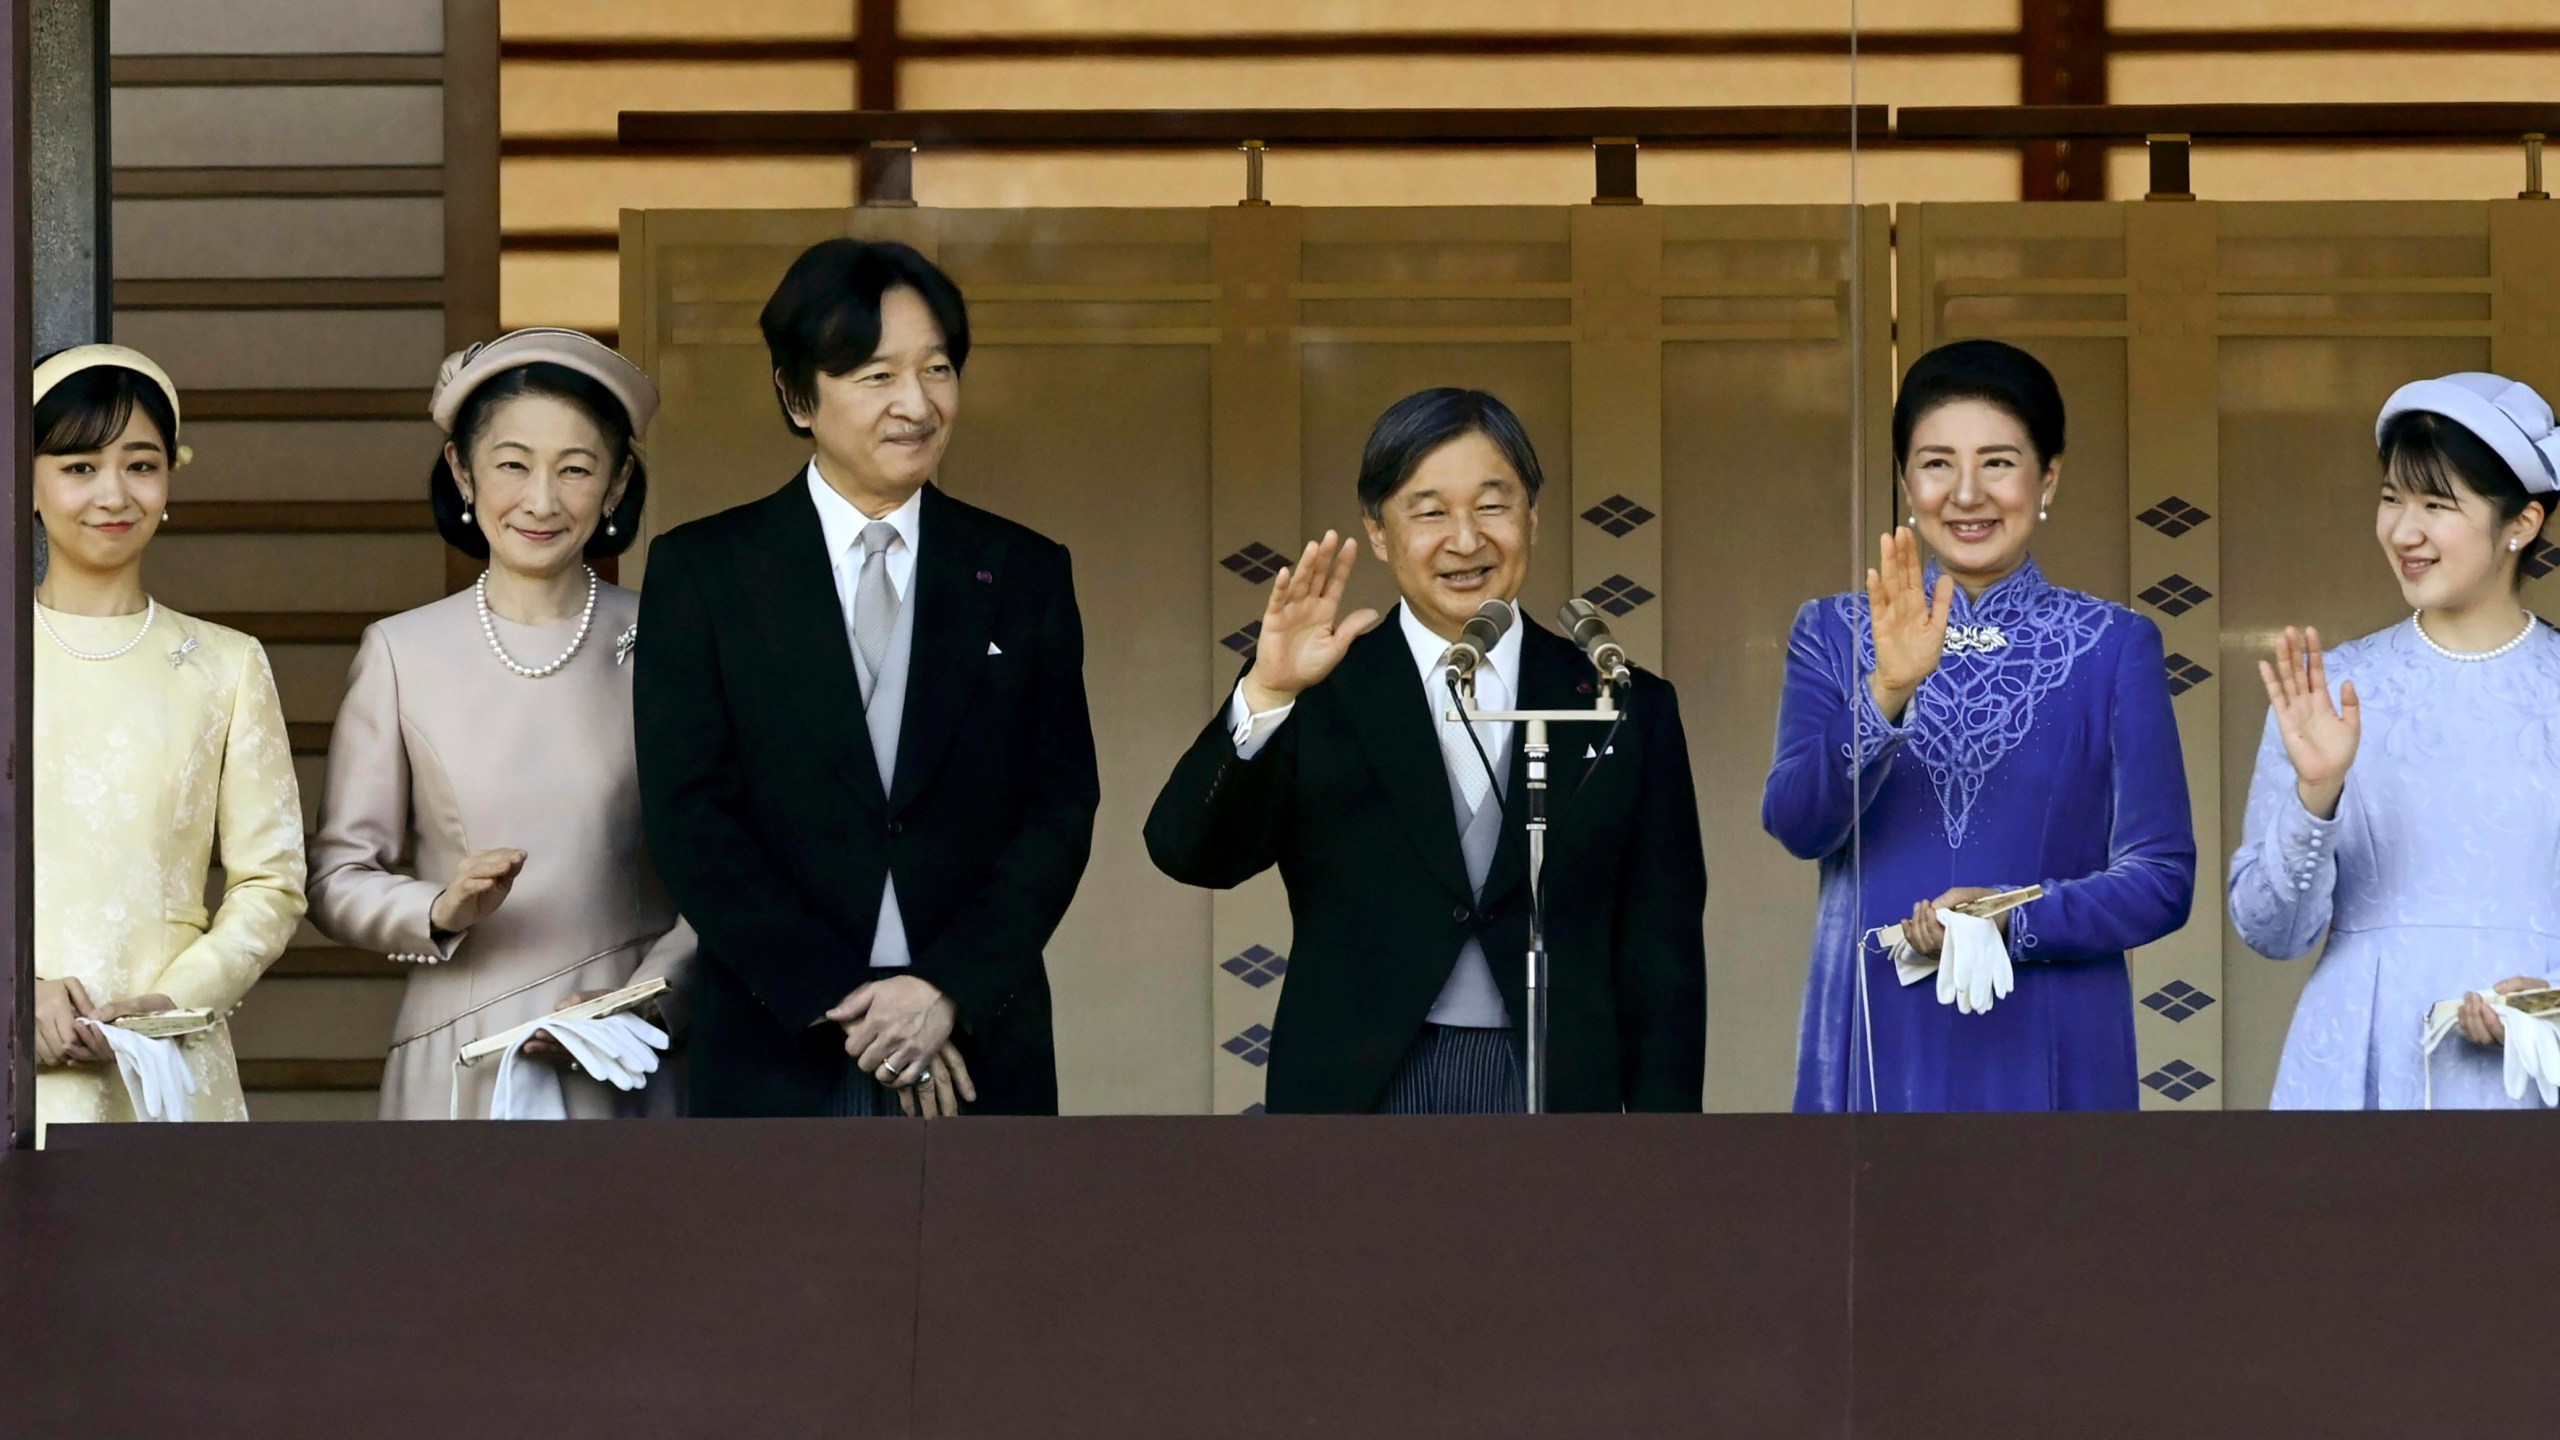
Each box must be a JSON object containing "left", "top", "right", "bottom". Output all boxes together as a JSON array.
[{"left": 852, "top": 520, "right": 899, "bottom": 690}]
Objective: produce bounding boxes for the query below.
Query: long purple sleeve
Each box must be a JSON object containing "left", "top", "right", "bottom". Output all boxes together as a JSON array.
[
  {"left": 1762, "top": 599, "right": 1909, "bottom": 862},
  {"left": 2005, "top": 615, "right": 2197, "bottom": 961}
]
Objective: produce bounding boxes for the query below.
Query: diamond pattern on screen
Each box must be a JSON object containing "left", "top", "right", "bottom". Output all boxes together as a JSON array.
[
  {"left": 2141, "top": 1059, "right": 2217, "bottom": 1102},
  {"left": 1219, "top": 945, "right": 1288, "bottom": 989},
  {"left": 2163, "top": 652, "right": 2214, "bottom": 697},
  {"left": 2135, "top": 496, "right": 2213, "bottom": 539},
  {"left": 1583, "top": 574, "right": 1656, "bottom": 617},
  {"left": 1222, "top": 1024, "right": 1274, "bottom": 1068},
  {"left": 2140, "top": 980, "right": 2218, "bottom": 1023},
  {"left": 1220, "top": 543, "right": 1288, "bottom": 584},
  {"left": 1580, "top": 495, "right": 1657, "bottom": 537},
  {"left": 2137, "top": 574, "right": 2213, "bottom": 618}
]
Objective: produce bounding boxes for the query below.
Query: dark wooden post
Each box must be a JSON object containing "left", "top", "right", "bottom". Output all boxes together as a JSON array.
[
  {"left": 2021, "top": 0, "right": 2109, "bottom": 200},
  {"left": 2, "top": 0, "right": 36, "bottom": 1151}
]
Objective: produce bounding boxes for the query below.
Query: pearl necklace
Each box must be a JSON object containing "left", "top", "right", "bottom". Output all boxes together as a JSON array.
[
  {"left": 477, "top": 566, "right": 597, "bottom": 679},
  {"left": 2411, "top": 608, "right": 2538, "bottom": 663},
  {"left": 36, "top": 596, "right": 156, "bottom": 661}
]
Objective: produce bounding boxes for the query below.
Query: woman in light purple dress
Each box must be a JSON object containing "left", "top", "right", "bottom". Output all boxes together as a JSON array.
[{"left": 2239, "top": 372, "right": 2560, "bottom": 1109}]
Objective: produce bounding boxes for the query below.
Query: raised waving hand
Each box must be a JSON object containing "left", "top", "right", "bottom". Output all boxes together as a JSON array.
[
  {"left": 2258, "top": 625, "right": 2359, "bottom": 820},
  {"left": 1239, "top": 531, "right": 1383, "bottom": 714},
  {"left": 1866, "top": 526, "right": 1956, "bottom": 724}
]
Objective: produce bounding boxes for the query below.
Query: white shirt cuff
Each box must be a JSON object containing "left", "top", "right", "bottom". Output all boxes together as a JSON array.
[{"left": 1226, "top": 681, "right": 1295, "bottom": 761}]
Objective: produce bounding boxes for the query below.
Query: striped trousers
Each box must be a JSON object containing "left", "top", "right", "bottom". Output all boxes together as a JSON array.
[{"left": 1375, "top": 1024, "right": 1526, "bottom": 1115}]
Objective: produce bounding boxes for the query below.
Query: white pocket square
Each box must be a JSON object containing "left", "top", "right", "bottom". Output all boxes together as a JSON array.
[
  {"left": 1583, "top": 744, "right": 1616, "bottom": 758},
  {"left": 987, "top": 641, "right": 1004, "bottom": 656}
]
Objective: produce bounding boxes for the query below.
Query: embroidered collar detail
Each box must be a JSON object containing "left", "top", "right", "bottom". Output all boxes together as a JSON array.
[{"left": 1835, "top": 558, "right": 2113, "bottom": 846}]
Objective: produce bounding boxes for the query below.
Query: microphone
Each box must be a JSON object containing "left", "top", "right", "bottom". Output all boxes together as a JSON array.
[
  {"left": 1557, "top": 598, "right": 1635, "bottom": 687},
  {"left": 1439, "top": 600, "right": 1515, "bottom": 685}
]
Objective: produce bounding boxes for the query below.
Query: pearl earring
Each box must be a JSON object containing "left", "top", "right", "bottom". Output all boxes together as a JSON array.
[
  {"left": 2512, "top": 538, "right": 2524, "bottom": 552},
  {"left": 461, "top": 505, "right": 473, "bottom": 523},
  {"left": 606, "top": 520, "right": 618, "bottom": 537},
  {"left": 2039, "top": 505, "right": 2050, "bottom": 522}
]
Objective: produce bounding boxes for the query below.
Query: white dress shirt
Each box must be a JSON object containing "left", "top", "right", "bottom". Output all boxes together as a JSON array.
[{"left": 806, "top": 460, "right": 923, "bottom": 970}]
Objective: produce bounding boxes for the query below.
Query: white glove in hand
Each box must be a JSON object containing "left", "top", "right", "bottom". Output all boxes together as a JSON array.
[
  {"left": 2502, "top": 1005, "right": 2560, "bottom": 1107},
  {"left": 82, "top": 1019, "right": 200, "bottom": 1122},
  {"left": 1932, "top": 909, "right": 2016, "bottom": 1016},
  {"left": 489, "top": 1012, "right": 670, "bottom": 1120}
]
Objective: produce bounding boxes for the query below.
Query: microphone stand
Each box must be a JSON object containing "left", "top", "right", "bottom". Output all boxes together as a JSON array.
[{"left": 1447, "top": 672, "right": 1619, "bottom": 1114}]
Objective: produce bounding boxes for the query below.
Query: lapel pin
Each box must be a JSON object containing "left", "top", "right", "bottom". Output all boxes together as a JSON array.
[
  {"left": 975, "top": 569, "right": 994, "bottom": 584},
  {"left": 614, "top": 624, "right": 639, "bottom": 666},
  {"left": 167, "top": 635, "right": 199, "bottom": 668},
  {"left": 1576, "top": 681, "right": 1593, "bottom": 695}
]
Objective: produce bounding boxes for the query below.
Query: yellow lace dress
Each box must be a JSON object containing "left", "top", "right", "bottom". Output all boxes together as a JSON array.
[{"left": 33, "top": 602, "right": 305, "bottom": 1139}]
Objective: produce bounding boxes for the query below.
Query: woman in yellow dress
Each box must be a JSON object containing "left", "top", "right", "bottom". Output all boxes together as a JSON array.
[{"left": 30, "top": 344, "right": 305, "bottom": 1138}]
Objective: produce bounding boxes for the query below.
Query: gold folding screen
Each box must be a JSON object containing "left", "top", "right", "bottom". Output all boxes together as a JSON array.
[
  {"left": 619, "top": 203, "right": 1879, "bottom": 1114},
  {"left": 1899, "top": 198, "right": 2560, "bottom": 1108}
]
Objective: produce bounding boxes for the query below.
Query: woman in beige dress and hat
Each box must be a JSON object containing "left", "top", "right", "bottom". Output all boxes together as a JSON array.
[
  {"left": 309, "top": 329, "right": 694, "bottom": 1119},
  {"left": 31, "top": 344, "right": 305, "bottom": 1139}
]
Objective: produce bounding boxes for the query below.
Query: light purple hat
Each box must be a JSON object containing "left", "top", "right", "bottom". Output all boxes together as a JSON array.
[
  {"left": 2377, "top": 372, "right": 2560, "bottom": 495},
  {"left": 430, "top": 327, "right": 658, "bottom": 437}
]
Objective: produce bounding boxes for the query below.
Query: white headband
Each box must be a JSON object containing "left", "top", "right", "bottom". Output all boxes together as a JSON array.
[
  {"left": 30, "top": 343, "right": 192, "bottom": 467},
  {"left": 2377, "top": 372, "right": 2560, "bottom": 495}
]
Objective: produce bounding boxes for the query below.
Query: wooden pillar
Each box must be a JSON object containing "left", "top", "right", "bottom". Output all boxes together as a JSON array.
[
  {"left": 2020, "top": 0, "right": 2109, "bottom": 201},
  {"left": 1568, "top": 206, "right": 1663, "bottom": 667},
  {"left": 856, "top": 0, "right": 907, "bottom": 205},
  {"left": 1205, "top": 207, "right": 1301, "bottom": 1113},
  {"left": 2, "top": 0, "right": 34, "bottom": 1149},
  {"left": 2123, "top": 201, "right": 2223, "bottom": 1108}
]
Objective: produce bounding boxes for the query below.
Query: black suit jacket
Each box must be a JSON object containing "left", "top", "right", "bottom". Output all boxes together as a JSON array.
[
  {"left": 634, "top": 477, "right": 1099, "bottom": 1116},
  {"left": 1145, "top": 612, "right": 1707, "bottom": 1114}
]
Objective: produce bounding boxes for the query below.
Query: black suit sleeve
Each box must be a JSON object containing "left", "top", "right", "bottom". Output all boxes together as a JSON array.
[
  {"left": 1613, "top": 675, "right": 1709, "bottom": 1111},
  {"left": 905, "top": 542, "right": 1100, "bottom": 1030},
  {"left": 634, "top": 534, "right": 866, "bottom": 1027},
  {"left": 1144, "top": 667, "right": 1295, "bottom": 889}
]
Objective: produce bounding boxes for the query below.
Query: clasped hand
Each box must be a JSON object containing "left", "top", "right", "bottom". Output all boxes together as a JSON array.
[
  {"left": 35, "top": 977, "right": 178, "bottom": 1067},
  {"left": 1899, "top": 887, "right": 2006, "bottom": 959},
  {"left": 828, "top": 975, "right": 978, "bottom": 1116}
]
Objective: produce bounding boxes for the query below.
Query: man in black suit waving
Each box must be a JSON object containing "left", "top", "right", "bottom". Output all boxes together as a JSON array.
[
  {"left": 636, "top": 239, "right": 1098, "bottom": 1117},
  {"left": 1146, "top": 389, "right": 1707, "bottom": 1114}
]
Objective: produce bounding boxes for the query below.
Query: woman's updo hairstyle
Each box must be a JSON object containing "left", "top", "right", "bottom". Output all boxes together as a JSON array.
[
  {"left": 32, "top": 354, "right": 178, "bottom": 460},
  {"left": 1890, "top": 339, "right": 2067, "bottom": 473},
  {"left": 429, "top": 360, "right": 647, "bottom": 561}
]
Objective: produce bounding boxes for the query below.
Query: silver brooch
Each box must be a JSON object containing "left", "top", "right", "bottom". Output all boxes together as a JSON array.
[
  {"left": 613, "top": 624, "right": 639, "bottom": 666},
  {"left": 1944, "top": 624, "right": 2009, "bottom": 657},
  {"left": 166, "top": 635, "right": 199, "bottom": 668}
]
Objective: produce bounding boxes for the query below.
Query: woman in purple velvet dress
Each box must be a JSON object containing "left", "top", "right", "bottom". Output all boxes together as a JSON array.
[{"left": 1764, "top": 340, "right": 2197, "bottom": 1112}]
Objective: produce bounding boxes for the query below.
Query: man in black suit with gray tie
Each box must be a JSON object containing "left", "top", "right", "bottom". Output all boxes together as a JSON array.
[
  {"left": 1146, "top": 388, "right": 1708, "bottom": 1114},
  {"left": 636, "top": 239, "right": 1098, "bottom": 1117}
]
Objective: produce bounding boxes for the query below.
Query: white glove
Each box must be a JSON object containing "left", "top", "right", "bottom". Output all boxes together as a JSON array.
[
  {"left": 81, "top": 1019, "right": 200, "bottom": 1122},
  {"left": 1933, "top": 909, "right": 2015, "bottom": 1016},
  {"left": 488, "top": 1012, "right": 670, "bottom": 1120},
  {"left": 2503, "top": 1005, "right": 2560, "bottom": 1107}
]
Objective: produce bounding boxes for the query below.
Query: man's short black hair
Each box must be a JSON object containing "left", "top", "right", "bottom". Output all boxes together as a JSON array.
[
  {"left": 1891, "top": 338, "right": 2067, "bottom": 472},
  {"left": 759, "top": 238, "right": 971, "bottom": 438},
  {"left": 1356, "top": 388, "right": 1546, "bottom": 520}
]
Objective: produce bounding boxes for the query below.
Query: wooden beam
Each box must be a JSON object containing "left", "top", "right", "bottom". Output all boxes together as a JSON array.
[
  {"left": 114, "top": 278, "right": 445, "bottom": 309},
  {"left": 110, "top": 54, "right": 444, "bottom": 86},
  {"left": 507, "top": 32, "right": 2021, "bottom": 62},
  {"left": 187, "top": 389, "right": 427, "bottom": 421},
  {"left": 500, "top": 227, "right": 617, "bottom": 252},
  {"left": 2110, "top": 28, "right": 2560, "bottom": 53},
  {"left": 617, "top": 106, "right": 1891, "bottom": 152},
  {"left": 161, "top": 501, "right": 435, "bottom": 534},
  {"left": 113, "top": 165, "right": 444, "bottom": 198},
  {"left": 239, "top": 1058, "right": 385, "bottom": 1091},
  {"left": 856, "top": 0, "right": 901, "bottom": 203},
  {"left": 266, "top": 947, "right": 401, "bottom": 979},
  {"left": 1900, "top": 103, "right": 2560, "bottom": 142},
  {"left": 199, "top": 612, "right": 392, "bottom": 644}
]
